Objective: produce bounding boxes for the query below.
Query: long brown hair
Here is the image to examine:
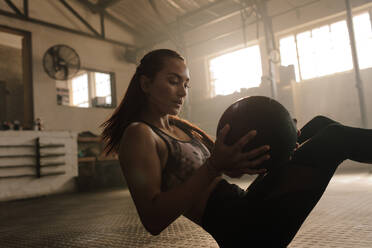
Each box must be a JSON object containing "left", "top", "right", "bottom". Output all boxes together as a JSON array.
[{"left": 101, "top": 49, "right": 214, "bottom": 155}]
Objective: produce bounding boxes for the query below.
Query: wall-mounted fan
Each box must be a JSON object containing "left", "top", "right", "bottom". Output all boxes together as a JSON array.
[{"left": 43, "top": 44, "right": 80, "bottom": 80}]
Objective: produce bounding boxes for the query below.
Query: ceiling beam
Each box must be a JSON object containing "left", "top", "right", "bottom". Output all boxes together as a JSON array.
[
  {"left": 78, "top": 0, "right": 141, "bottom": 37},
  {"left": 23, "top": 0, "right": 29, "bottom": 18},
  {"left": 0, "top": 9, "right": 136, "bottom": 48},
  {"left": 183, "top": 0, "right": 322, "bottom": 49},
  {"left": 142, "top": 0, "right": 325, "bottom": 49},
  {"left": 59, "top": 0, "right": 100, "bottom": 37},
  {"left": 172, "top": 0, "right": 229, "bottom": 25},
  {"left": 142, "top": 0, "right": 243, "bottom": 48},
  {"left": 96, "top": 0, "right": 121, "bottom": 10},
  {"left": 5, "top": 0, "right": 23, "bottom": 16}
]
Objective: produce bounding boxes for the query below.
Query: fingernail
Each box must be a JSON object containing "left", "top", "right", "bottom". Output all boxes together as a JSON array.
[
  {"left": 251, "top": 130, "right": 257, "bottom": 135},
  {"left": 265, "top": 145, "right": 270, "bottom": 150},
  {"left": 265, "top": 155, "right": 270, "bottom": 160}
]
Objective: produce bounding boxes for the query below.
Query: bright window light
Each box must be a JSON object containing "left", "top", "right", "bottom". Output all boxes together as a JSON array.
[
  {"left": 209, "top": 45, "right": 262, "bottom": 96},
  {"left": 279, "top": 35, "right": 300, "bottom": 81},
  {"left": 95, "top": 72, "right": 112, "bottom": 104},
  {"left": 279, "top": 12, "right": 371, "bottom": 81},
  {"left": 72, "top": 73, "right": 89, "bottom": 107},
  {"left": 57, "top": 70, "right": 115, "bottom": 108},
  {"left": 329, "top": 20, "right": 353, "bottom": 73},
  {"left": 353, "top": 13, "right": 372, "bottom": 69},
  {"left": 296, "top": 30, "right": 316, "bottom": 80}
]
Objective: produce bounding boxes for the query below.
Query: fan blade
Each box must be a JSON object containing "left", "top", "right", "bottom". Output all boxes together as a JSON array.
[
  {"left": 62, "top": 65, "right": 68, "bottom": 80},
  {"left": 43, "top": 45, "right": 80, "bottom": 80},
  {"left": 51, "top": 48, "right": 60, "bottom": 71}
]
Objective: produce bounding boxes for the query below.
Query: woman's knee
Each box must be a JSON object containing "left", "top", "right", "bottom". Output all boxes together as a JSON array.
[
  {"left": 311, "top": 115, "right": 337, "bottom": 126},
  {"left": 322, "top": 123, "right": 346, "bottom": 138}
]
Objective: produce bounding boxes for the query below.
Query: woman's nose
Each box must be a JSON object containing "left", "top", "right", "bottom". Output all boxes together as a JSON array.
[{"left": 178, "top": 85, "right": 187, "bottom": 97}]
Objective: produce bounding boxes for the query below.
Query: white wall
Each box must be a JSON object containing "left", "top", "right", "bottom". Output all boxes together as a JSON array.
[
  {"left": 0, "top": 131, "right": 78, "bottom": 202},
  {"left": 0, "top": 0, "right": 137, "bottom": 134},
  {"left": 0, "top": 31, "right": 22, "bottom": 49}
]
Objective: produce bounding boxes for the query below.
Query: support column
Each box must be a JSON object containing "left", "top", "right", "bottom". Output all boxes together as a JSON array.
[
  {"left": 345, "top": 0, "right": 368, "bottom": 127},
  {"left": 255, "top": 0, "right": 278, "bottom": 99}
]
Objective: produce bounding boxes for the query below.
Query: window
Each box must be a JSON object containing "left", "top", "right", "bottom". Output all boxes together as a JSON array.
[
  {"left": 279, "top": 12, "right": 372, "bottom": 82},
  {"left": 71, "top": 73, "right": 89, "bottom": 107},
  {"left": 56, "top": 69, "right": 116, "bottom": 108},
  {"left": 353, "top": 13, "right": 372, "bottom": 69},
  {"left": 208, "top": 45, "right": 262, "bottom": 96}
]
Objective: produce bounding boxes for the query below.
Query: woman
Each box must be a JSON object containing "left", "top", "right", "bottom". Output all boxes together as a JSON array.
[{"left": 101, "top": 49, "right": 372, "bottom": 247}]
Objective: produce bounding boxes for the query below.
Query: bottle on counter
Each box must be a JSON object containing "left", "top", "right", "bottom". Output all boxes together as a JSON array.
[
  {"left": 34, "top": 118, "right": 44, "bottom": 131},
  {"left": 0, "top": 121, "right": 11, "bottom": 130},
  {"left": 13, "top": 120, "right": 22, "bottom": 130}
]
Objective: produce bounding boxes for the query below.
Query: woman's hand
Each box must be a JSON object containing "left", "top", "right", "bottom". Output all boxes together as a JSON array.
[
  {"left": 289, "top": 119, "right": 301, "bottom": 161},
  {"left": 293, "top": 118, "right": 301, "bottom": 150},
  {"left": 209, "top": 124, "right": 270, "bottom": 177}
]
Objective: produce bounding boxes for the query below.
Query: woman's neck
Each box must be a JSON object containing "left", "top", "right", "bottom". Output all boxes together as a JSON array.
[{"left": 139, "top": 110, "right": 173, "bottom": 131}]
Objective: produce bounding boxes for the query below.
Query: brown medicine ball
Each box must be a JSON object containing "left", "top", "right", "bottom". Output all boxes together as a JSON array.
[{"left": 216, "top": 96, "right": 297, "bottom": 170}]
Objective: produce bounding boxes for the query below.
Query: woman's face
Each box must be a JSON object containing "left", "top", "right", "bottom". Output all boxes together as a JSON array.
[{"left": 143, "top": 57, "right": 190, "bottom": 115}]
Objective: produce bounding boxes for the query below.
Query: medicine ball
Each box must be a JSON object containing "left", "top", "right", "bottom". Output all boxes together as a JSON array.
[{"left": 216, "top": 96, "right": 297, "bottom": 170}]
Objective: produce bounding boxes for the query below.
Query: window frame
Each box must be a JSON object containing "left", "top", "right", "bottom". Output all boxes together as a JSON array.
[
  {"left": 56, "top": 67, "right": 117, "bottom": 109},
  {"left": 277, "top": 8, "right": 372, "bottom": 82},
  {"left": 206, "top": 42, "right": 263, "bottom": 98}
]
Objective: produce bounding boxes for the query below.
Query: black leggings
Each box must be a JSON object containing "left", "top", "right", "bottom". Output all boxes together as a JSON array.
[{"left": 202, "top": 116, "right": 372, "bottom": 248}]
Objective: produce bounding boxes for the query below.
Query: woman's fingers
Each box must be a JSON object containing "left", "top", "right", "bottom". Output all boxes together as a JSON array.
[
  {"left": 233, "top": 130, "right": 257, "bottom": 151},
  {"left": 250, "top": 153, "right": 270, "bottom": 167},
  {"left": 243, "top": 145, "right": 270, "bottom": 160},
  {"left": 239, "top": 167, "right": 267, "bottom": 175},
  {"left": 234, "top": 153, "right": 270, "bottom": 170},
  {"left": 225, "top": 166, "right": 267, "bottom": 176},
  {"left": 213, "top": 127, "right": 269, "bottom": 172},
  {"left": 224, "top": 170, "right": 244, "bottom": 178},
  {"left": 216, "top": 124, "right": 230, "bottom": 145}
]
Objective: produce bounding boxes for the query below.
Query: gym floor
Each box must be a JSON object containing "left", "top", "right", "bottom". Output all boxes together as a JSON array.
[{"left": 1, "top": 169, "right": 372, "bottom": 247}]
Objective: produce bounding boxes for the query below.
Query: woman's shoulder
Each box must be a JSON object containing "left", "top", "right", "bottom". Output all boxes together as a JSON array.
[
  {"left": 119, "top": 122, "right": 157, "bottom": 158},
  {"left": 123, "top": 122, "right": 155, "bottom": 141},
  {"left": 127, "top": 121, "right": 151, "bottom": 130}
]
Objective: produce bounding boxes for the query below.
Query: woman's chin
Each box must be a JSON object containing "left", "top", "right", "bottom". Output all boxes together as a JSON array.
[{"left": 169, "top": 107, "right": 181, "bottom": 115}]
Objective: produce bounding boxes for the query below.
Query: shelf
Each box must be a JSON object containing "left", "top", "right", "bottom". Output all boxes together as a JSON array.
[
  {"left": 78, "top": 157, "right": 96, "bottom": 162},
  {"left": 97, "top": 155, "right": 118, "bottom": 161},
  {"left": 0, "top": 154, "right": 35, "bottom": 158},
  {"left": 40, "top": 144, "right": 65, "bottom": 148},
  {"left": 0, "top": 174, "right": 35, "bottom": 179},
  {"left": 78, "top": 156, "right": 118, "bottom": 163},
  {"left": 78, "top": 136, "right": 101, "bottom": 142},
  {"left": 0, "top": 164, "right": 35, "bottom": 169},
  {"left": 42, "top": 171, "right": 66, "bottom": 177},
  {"left": 40, "top": 153, "right": 65, "bottom": 158},
  {"left": 0, "top": 145, "right": 34, "bottom": 148},
  {"left": 41, "top": 162, "right": 65, "bottom": 167}
]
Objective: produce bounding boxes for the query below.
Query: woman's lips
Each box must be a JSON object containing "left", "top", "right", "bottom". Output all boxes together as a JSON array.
[{"left": 173, "top": 102, "right": 182, "bottom": 108}]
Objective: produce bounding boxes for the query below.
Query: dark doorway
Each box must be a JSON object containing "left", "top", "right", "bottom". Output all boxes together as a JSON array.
[{"left": 0, "top": 25, "right": 33, "bottom": 129}]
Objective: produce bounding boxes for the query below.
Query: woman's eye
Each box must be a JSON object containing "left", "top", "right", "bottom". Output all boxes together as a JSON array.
[{"left": 169, "top": 78, "right": 190, "bottom": 88}]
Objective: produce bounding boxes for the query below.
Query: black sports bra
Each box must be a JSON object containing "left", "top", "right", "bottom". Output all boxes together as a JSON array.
[{"left": 140, "top": 121, "right": 211, "bottom": 191}]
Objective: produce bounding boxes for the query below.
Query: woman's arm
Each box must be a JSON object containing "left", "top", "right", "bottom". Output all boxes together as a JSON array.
[
  {"left": 119, "top": 123, "right": 218, "bottom": 235},
  {"left": 119, "top": 123, "right": 269, "bottom": 235}
]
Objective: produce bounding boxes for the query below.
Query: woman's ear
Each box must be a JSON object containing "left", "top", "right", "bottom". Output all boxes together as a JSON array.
[{"left": 140, "top": 75, "right": 151, "bottom": 94}]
